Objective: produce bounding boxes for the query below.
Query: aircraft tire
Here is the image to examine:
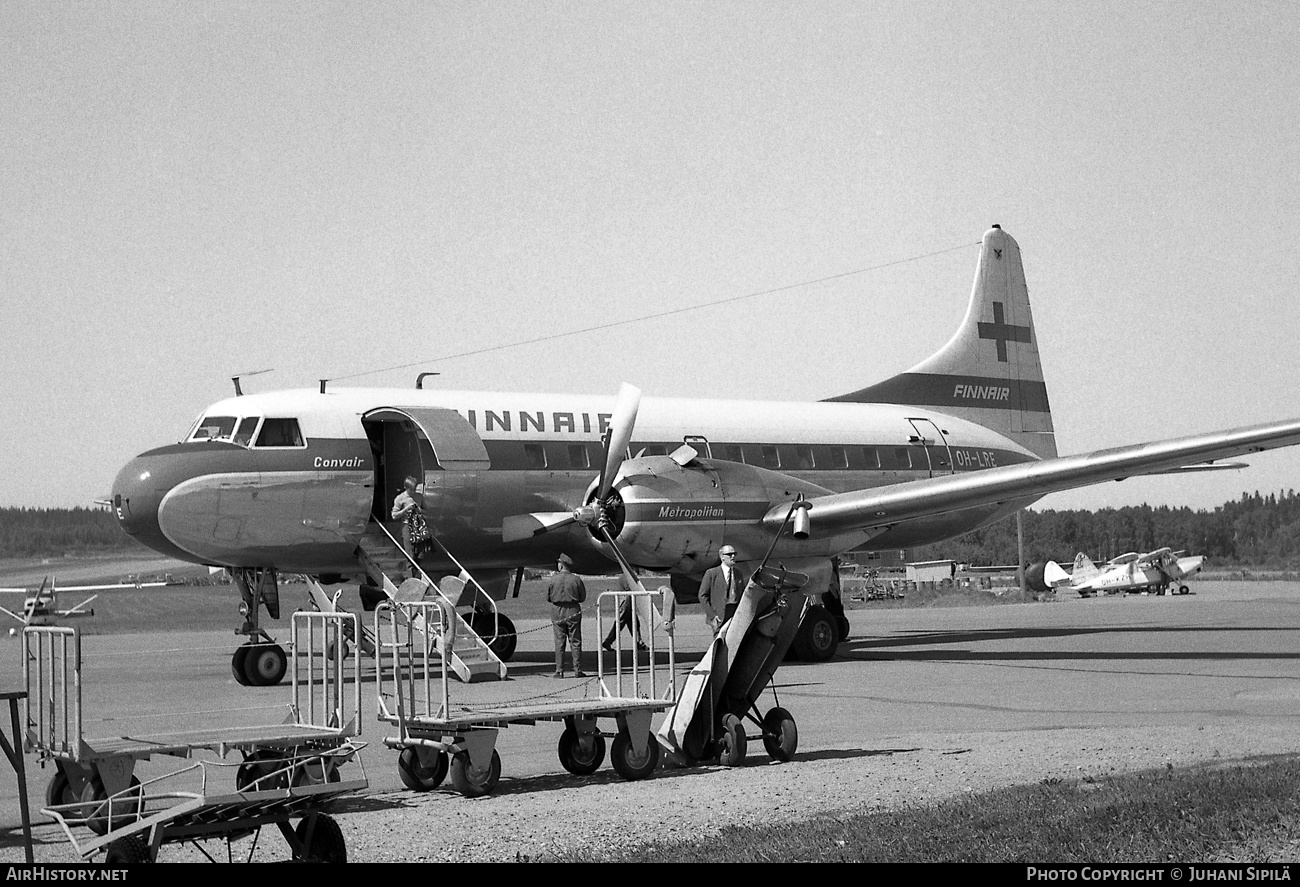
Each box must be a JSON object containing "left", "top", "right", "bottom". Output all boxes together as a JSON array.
[
  {"left": 792, "top": 606, "right": 838, "bottom": 662},
  {"left": 557, "top": 726, "right": 606, "bottom": 775},
  {"left": 468, "top": 611, "right": 518, "bottom": 662},
  {"left": 105, "top": 835, "right": 152, "bottom": 864},
  {"left": 397, "top": 747, "right": 448, "bottom": 791},
  {"left": 231, "top": 645, "right": 252, "bottom": 685},
  {"left": 718, "top": 714, "right": 747, "bottom": 767},
  {"left": 449, "top": 749, "right": 501, "bottom": 798},
  {"left": 610, "top": 731, "right": 659, "bottom": 781},
  {"left": 244, "top": 643, "right": 287, "bottom": 686},
  {"left": 761, "top": 707, "right": 798, "bottom": 762},
  {"left": 294, "top": 813, "right": 347, "bottom": 863}
]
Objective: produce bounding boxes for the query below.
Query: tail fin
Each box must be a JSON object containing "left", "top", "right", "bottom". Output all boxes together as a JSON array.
[
  {"left": 825, "top": 226, "right": 1057, "bottom": 459},
  {"left": 1072, "top": 552, "right": 1100, "bottom": 581}
]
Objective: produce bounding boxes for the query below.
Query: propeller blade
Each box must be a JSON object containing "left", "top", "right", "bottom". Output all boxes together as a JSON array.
[
  {"left": 598, "top": 383, "right": 641, "bottom": 501},
  {"left": 502, "top": 512, "right": 577, "bottom": 544},
  {"left": 594, "top": 523, "right": 647, "bottom": 593}
]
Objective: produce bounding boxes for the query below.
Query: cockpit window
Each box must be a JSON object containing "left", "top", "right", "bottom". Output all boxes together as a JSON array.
[
  {"left": 190, "top": 416, "right": 237, "bottom": 442},
  {"left": 232, "top": 417, "right": 261, "bottom": 446},
  {"left": 255, "top": 418, "right": 305, "bottom": 448}
]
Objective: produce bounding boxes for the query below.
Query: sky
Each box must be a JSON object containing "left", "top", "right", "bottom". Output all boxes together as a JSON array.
[{"left": 3, "top": 1, "right": 1299, "bottom": 515}]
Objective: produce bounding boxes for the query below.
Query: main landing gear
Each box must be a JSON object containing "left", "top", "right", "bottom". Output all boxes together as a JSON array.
[{"left": 230, "top": 567, "right": 288, "bottom": 687}]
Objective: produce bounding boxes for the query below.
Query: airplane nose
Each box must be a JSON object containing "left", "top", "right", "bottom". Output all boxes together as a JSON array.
[{"left": 111, "top": 450, "right": 195, "bottom": 561}]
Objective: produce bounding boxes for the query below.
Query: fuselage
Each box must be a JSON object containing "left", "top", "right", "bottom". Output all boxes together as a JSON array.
[{"left": 112, "top": 386, "right": 1042, "bottom": 579}]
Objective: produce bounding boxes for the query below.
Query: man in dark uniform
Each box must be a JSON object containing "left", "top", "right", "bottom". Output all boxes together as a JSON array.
[
  {"left": 547, "top": 553, "right": 587, "bottom": 677},
  {"left": 698, "top": 544, "right": 749, "bottom": 636}
]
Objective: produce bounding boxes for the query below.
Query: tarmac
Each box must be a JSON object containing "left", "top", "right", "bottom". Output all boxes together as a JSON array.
[{"left": 4, "top": 581, "right": 1300, "bottom": 861}]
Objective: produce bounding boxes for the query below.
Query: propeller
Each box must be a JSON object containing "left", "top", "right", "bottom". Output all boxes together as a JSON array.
[{"left": 501, "top": 383, "right": 642, "bottom": 544}]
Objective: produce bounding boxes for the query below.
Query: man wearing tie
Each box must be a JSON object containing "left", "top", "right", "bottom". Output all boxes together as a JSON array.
[{"left": 699, "top": 545, "right": 748, "bottom": 636}]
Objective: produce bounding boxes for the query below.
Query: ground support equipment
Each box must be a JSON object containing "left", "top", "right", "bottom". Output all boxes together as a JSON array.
[
  {"left": 376, "top": 592, "right": 677, "bottom": 797},
  {"left": 23, "top": 612, "right": 368, "bottom": 862},
  {"left": 657, "top": 566, "right": 810, "bottom": 768}
]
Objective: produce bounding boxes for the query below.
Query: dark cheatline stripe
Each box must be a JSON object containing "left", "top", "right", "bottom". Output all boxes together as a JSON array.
[{"left": 822, "top": 373, "right": 1051, "bottom": 413}]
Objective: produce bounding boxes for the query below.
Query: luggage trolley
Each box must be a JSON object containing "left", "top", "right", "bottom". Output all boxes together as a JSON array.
[
  {"left": 377, "top": 591, "right": 677, "bottom": 797},
  {"left": 23, "top": 611, "right": 367, "bottom": 863}
]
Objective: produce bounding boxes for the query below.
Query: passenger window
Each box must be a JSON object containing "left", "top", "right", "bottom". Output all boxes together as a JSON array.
[
  {"left": 567, "top": 444, "right": 590, "bottom": 469},
  {"left": 795, "top": 446, "right": 814, "bottom": 469},
  {"left": 760, "top": 445, "right": 780, "bottom": 469},
  {"left": 255, "top": 418, "right": 304, "bottom": 448},
  {"left": 191, "top": 416, "right": 236, "bottom": 442},
  {"left": 232, "top": 417, "right": 260, "bottom": 447},
  {"left": 893, "top": 447, "right": 912, "bottom": 469},
  {"left": 524, "top": 444, "right": 547, "bottom": 469},
  {"left": 724, "top": 444, "right": 744, "bottom": 463},
  {"left": 862, "top": 447, "right": 880, "bottom": 469},
  {"left": 824, "top": 447, "right": 848, "bottom": 469}
]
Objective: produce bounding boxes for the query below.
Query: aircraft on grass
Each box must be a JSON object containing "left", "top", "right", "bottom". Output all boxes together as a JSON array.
[
  {"left": 1041, "top": 549, "right": 1206, "bottom": 597},
  {"left": 109, "top": 225, "right": 1300, "bottom": 686},
  {"left": 1, "top": 578, "right": 98, "bottom": 633}
]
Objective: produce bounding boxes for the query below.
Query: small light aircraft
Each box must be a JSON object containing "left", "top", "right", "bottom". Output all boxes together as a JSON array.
[
  {"left": 109, "top": 226, "right": 1300, "bottom": 686},
  {"left": 0, "top": 577, "right": 100, "bottom": 632},
  {"left": 1041, "top": 548, "right": 1206, "bottom": 597}
]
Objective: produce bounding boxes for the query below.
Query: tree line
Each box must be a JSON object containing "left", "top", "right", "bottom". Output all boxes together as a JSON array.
[
  {"left": 6, "top": 491, "right": 1300, "bottom": 567},
  {"left": 912, "top": 490, "right": 1300, "bottom": 569},
  {"left": 0, "top": 507, "right": 144, "bottom": 558}
]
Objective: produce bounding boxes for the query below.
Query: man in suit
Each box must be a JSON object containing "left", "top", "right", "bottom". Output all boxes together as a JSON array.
[{"left": 698, "top": 544, "right": 748, "bottom": 636}]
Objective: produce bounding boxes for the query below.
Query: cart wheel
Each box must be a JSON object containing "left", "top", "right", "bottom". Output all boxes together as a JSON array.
[
  {"left": 292, "top": 757, "right": 342, "bottom": 787},
  {"left": 244, "top": 643, "right": 287, "bottom": 686},
  {"left": 85, "top": 776, "right": 142, "bottom": 837},
  {"left": 45, "top": 769, "right": 75, "bottom": 808},
  {"left": 761, "top": 707, "right": 798, "bottom": 762},
  {"left": 294, "top": 812, "right": 346, "bottom": 863},
  {"left": 326, "top": 638, "right": 352, "bottom": 661},
  {"left": 557, "top": 726, "right": 606, "bottom": 775},
  {"left": 610, "top": 731, "right": 660, "bottom": 781},
  {"left": 449, "top": 749, "right": 501, "bottom": 797},
  {"left": 105, "top": 834, "right": 152, "bottom": 864},
  {"left": 237, "top": 750, "right": 291, "bottom": 791},
  {"left": 718, "top": 714, "right": 747, "bottom": 767},
  {"left": 397, "top": 747, "right": 448, "bottom": 791},
  {"left": 232, "top": 645, "right": 252, "bottom": 685}
]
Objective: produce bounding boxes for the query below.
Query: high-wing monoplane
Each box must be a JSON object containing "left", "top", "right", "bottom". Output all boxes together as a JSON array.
[
  {"left": 109, "top": 226, "right": 1300, "bottom": 686},
  {"left": 0, "top": 577, "right": 100, "bottom": 632},
  {"left": 1041, "top": 548, "right": 1206, "bottom": 597}
]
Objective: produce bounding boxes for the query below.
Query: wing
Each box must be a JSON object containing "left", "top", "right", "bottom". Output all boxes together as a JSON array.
[{"left": 763, "top": 417, "right": 1300, "bottom": 535}]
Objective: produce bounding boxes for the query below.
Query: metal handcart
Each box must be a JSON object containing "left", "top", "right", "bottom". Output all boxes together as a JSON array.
[
  {"left": 23, "top": 611, "right": 367, "bottom": 862},
  {"left": 376, "top": 591, "right": 678, "bottom": 797}
]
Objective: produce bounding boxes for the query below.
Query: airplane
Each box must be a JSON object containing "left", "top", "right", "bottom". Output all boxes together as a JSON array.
[
  {"left": 1040, "top": 549, "right": 1206, "bottom": 597},
  {"left": 0, "top": 577, "right": 100, "bottom": 633},
  {"left": 108, "top": 225, "right": 1300, "bottom": 686}
]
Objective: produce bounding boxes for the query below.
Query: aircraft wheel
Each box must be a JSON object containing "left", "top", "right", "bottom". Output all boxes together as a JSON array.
[
  {"left": 105, "top": 835, "right": 152, "bottom": 864},
  {"left": 718, "top": 714, "right": 747, "bottom": 767},
  {"left": 469, "top": 611, "right": 518, "bottom": 662},
  {"left": 85, "top": 776, "right": 142, "bottom": 837},
  {"left": 610, "top": 731, "right": 659, "bottom": 781},
  {"left": 231, "top": 645, "right": 252, "bottom": 685},
  {"left": 762, "top": 707, "right": 799, "bottom": 762},
  {"left": 237, "top": 750, "right": 290, "bottom": 791},
  {"left": 294, "top": 813, "right": 347, "bottom": 863},
  {"left": 397, "top": 746, "right": 448, "bottom": 791},
  {"left": 835, "top": 615, "right": 851, "bottom": 643},
  {"left": 557, "top": 726, "right": 606, "bottom": 775},
  {"left": 244, "top": 643, "right": 287, "bottom": 686},
  {"left": 792, "top": 606, "right": 838, "bottom": 662},
  {"left": 449, "top": 749, "right": 501, "bottom": 798}
]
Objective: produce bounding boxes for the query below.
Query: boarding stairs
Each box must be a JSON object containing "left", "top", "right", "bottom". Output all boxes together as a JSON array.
[{"left": 353, "top": 521, "right": 506, "bottom": 683}]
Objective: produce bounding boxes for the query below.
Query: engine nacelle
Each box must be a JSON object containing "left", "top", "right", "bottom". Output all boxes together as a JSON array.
[{"left": 593, "top": 454, "right": 873, "bottom": 574}]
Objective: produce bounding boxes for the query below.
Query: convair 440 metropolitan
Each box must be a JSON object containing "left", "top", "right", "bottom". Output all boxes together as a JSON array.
[{"left": 112, "top": 227, "right": 1300, "bottom": 686}]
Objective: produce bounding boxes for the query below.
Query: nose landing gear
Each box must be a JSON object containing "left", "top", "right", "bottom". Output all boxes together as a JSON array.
[{"left": 230, "top": 568, "right": 288, "bottom": 687}]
